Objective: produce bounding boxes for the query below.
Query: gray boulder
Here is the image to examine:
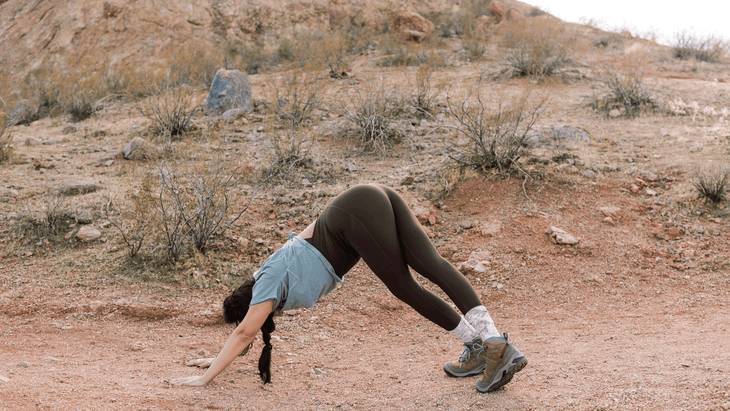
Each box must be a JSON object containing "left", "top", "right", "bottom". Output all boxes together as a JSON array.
[
  {"left": 61, "top": 181, "right": 102, "bottom": 196},
  {"left": 205, "top": 69, "right": 253, "bottom": 115},
  {"left": 122, "top": 137, "right": 158, "bottom": 160},
  {"left": 551, "top": 126, "right": 593, "bottom": 143}
]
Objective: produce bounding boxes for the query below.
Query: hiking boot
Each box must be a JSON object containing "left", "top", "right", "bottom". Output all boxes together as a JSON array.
[
  {"left": 475, "top": 333, "right": 528, "bottom": 393},
  {"left": 443, "top": 337, "right": 487, "bottom": 377}
]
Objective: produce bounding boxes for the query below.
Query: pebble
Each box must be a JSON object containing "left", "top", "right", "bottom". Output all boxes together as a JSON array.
[
  {"left": 17, "top": 362, "right": 29, "bottom": 368},
  {"left": 581, "top": 170, "right": 597, "bottom": 179},
  {"left": 0, "top": 375, "right": 8, "bottom": 383},
  {"left": 646, "top": 189, "right": 657, "bottom": 196},
  {"left": 76, "top": 225, "right": 101, "bottom": 242}
]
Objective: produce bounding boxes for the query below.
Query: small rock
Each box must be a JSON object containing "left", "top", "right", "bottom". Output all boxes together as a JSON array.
[
  {"left": 0, "top": 375, "right": 9, "bottom": 383},
  {"left": 665, "top": 227, "right": 683, "bottom": 240},
  {"left": 25, "top": 137, "right": 40, "bottom": 146},
  {"left": 104, "top": 160, "right": 114, "bottom": 167},
  {"left": 599, "top": 206, "right": 622, "bottom": 218},
  {"left": 581, "top": 170, "right": 597, "bottom": 179},
  {"left": 681, "top": 249, "right": 696, "bottom": 258},
  {"left": 344, "top": 162, "right": 358, "bottom": 172},
  {"left": 122, "top": 137, "right": 157, "bottom": 160},
  {"left": 76, "top": 225, "right": 101, "bottom": 242},
  {"left": 546, "top": 226, "right": 580, "bottom": 245},
  {"left": 460, "top": 220, "right": 473, "bottom": 229},
  {"left": 713, "top": 229, "right": 722, "bottom": 236},
  {"left": 646, "top": 188, "right": 657, "bottom": 196},
  {"left": 642, "top": 170, "right": 659, "bottom": 181},
  {"left": 42, "top": 139, "right": 60, "bottom": 145},
  {"left": 609, "top": 109, "right": 622, "bottom": 117},
  {"left": 301, "top": 178, "right": 312, "bottom": 186},
  {"left": 551, "top": 126, "right": 591, "bottom": 143},
  {"left": 630, "top": 184, "right": 640, "bottom": 193},
  {"left": 76, "top": 209, "right": 93, "bottom": 224},
  {"left": 61, "top": 181, "right": 102, "bottom": 196},
  {"left": 6, "top": 188, "right": 19, "bottom": 197},
  {"left": 603, "top": 217, "right": 615, "bottom": 225},
  {"left": 62, "top": 124, "right": 79, "bottom": 134},
  {"left": 17, "top": 362, "right": 29, "bottom": 368}
]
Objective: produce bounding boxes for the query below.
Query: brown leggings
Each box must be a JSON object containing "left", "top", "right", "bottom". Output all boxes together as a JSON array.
[{"left": 306, "top": 184, "right": 482, "bottom": 330}]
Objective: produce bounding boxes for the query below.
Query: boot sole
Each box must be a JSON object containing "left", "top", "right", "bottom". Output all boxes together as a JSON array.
[
  {"left": 476, "top": 355, "right": 528, "bottom": 393},
  {"left": 443, "top": 362, "right": 486, "bottom": 378}
]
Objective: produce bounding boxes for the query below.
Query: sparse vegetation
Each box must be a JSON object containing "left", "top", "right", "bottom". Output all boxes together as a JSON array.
[
  {"left": 335, "top": 80, "right": 408, "bottom": 153},
  {"left": 135, "top": 85, "right": 199, "bottom": 139},
  {"left": 443, "top": 81, "right": 546, "bottom": 174},
  {"left": 155, "top": 154, "right": 254, "bottom": 261},
  {"left": 275, "top": 71, "right": 322, "bottom": 130},
  {"left": 498, "top": 18, "right": 572, "bottom": 80},
  {"left": 104, "top": 174, "right": 158, "bottom": 258},
  {"left": 264, "top": 129, "right": 317, "bottom": 183},
  {"left": 672, "top": 30, "right": 727, "bottom": 63},
  {"left": 63, "top": 87, "right": 102, "bottom": 123},
  {"left": 409, "top": 64, "right": 440, "bottom": 118},
  {"left": 586, "top": 63, "right": 662, "bottom": 118},
  {"left": 689, "top": 165, "right": 730, "bottom": 203},
  {"left": 0, "top": 116, "right": 13, "bottom": 164}
]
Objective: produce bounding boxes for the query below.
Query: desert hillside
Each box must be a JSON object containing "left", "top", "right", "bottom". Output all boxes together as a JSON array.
[{"left": 1, "top": 0, "right": 729, "bottom": 410}]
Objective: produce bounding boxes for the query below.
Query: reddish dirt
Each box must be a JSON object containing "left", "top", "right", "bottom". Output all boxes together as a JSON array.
[{"left": 2, "top": 176, "right": 729, "bottom": 410}]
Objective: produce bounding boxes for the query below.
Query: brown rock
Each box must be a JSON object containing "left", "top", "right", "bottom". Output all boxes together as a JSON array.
[
  {"left": 489, "top": 0, "right": 508, "bottom": 21},
  {"left": 546, "top": 226, "right": 580, "bottom": 245},
  {"left": 473, "top": 15, "right": 495, "bottom": 38},
  {"left": 630, "top": 184, "right": 640, "bottom": 193},
  {"left": 665, "top": 227, "right": 683, "bottom": 240},
  {"left": 76, "top": 226, "right": 101, "bottom": 242},
  {"left": 599, "top": 206, "right": 622, "bottom": 219},
  {"left": 392, "top": 10, "right": 435, "bottom": 41},
  {"left": 505, "top": 7, "right": 525, "bottom": 21}
]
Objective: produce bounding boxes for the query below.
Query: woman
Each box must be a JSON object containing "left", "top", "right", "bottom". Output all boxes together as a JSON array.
[{"left": 169, "top": 184, "right": 527, "bottom": 393}]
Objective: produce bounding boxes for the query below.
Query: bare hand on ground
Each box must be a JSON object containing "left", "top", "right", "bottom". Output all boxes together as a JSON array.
[
  {"left": 166, "top": 375, "right": 208, "bottom": 387},
  {"left": 185, "top": 357, "right": 215, "bottom": 368}
]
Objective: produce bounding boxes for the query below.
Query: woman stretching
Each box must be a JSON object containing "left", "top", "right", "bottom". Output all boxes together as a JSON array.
[{"left": 169, "top": 184, "right": 527, "bottom": 393}]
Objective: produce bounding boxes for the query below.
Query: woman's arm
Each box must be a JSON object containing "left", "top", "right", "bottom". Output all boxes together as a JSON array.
[{"left": 168, "top": 299, "right": 274, "bottom": 386}]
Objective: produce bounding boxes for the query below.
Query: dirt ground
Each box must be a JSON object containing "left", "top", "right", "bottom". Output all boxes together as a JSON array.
[{"left": 2, "top": 49, "right": 730, "bottom": 411}]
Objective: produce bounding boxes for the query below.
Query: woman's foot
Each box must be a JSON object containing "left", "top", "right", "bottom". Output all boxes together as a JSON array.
[
  {"left": 475, "top": 333, "right": 528, "bottom": 393},
  {"left": 443, "top": 337, "right": 488, "bottom": 377}
]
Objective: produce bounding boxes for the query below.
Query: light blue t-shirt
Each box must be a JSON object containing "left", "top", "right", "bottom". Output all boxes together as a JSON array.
[{"left": 250, "top": 232, "right": 341, "bottom": 311}]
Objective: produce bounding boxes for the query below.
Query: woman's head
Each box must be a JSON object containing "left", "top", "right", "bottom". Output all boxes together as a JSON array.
[
  {"left": 223, "top": 278, "right": 255, "bottom": 325},
  {"left": 222, "top": 277, "right": 277, "bottom": 384}
]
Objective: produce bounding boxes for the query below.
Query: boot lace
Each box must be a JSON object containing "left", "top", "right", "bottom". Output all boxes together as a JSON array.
[{"left": 459, "top": 340, "right": 485, "bottom": 363}]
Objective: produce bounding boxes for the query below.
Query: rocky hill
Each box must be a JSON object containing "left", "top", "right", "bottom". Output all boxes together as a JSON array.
[{"left": 0, "top": 0, "right": 460, "bottom": 81}]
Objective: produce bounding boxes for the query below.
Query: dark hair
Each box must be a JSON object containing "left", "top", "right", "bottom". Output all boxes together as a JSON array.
[{"left": 223, "top": 278, "right": 276, "bottom": 383}]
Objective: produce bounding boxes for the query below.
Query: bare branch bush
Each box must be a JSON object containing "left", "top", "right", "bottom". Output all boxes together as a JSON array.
[
  {"left": 689, "top": 165, "right": 730, "bottom": 203},
  {"left": 275, "top": 71, "right": 322, "bottom": 130},
  {"left": 410, "top": 65, "right": 441, "bottom": 118},
  {"left": 63, "top": 87, "right": 103, "bottom": 123},
  {"left": 584, "top": 63, "right": 662, "bottom": 117},
  {"left": 672, "top": 30, "right": 728, "bottom": 63},
  {"left": 498, "top": 18, "right": 572, "bottom": 80},
  {"left": 334, "top": 80, "right": 408, "bottom": 154},
  {"left": 135, "top": 85, "right": 199, "bottom": 140},
  {"left": 263, "top": 128, "right": 317, "bottom": 183},
  {"left": 0, "top": 115, "right": 13, "bottom": 164},
  {"left": 104, "top": 173, "right": 158, "bottom": 257},
  {"left": 155, "top": 152, "right": 256, "bottom": 261},
  {"left": 443, "top": 80, "right": 546, "bottom": 175}
]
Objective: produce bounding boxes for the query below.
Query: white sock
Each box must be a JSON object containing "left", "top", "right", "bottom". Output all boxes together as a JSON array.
[
  {"left": 448, "top": 316, "right": 479, "bottom": 343},
  {"left": 465, "top": 305, "right": 500, "bottom": 341}
]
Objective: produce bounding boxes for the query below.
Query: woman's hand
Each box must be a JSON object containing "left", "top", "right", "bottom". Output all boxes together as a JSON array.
[
  {"left": 166, "top": 375, "right": 209, "bottom": 387},
  {"left": 185, "top": 358, "right": 216, "bottom": 368}
]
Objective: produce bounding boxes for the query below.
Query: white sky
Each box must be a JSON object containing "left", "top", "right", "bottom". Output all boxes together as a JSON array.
[{"left": 528, "top": 0, "right": 730, "bottom": 45}]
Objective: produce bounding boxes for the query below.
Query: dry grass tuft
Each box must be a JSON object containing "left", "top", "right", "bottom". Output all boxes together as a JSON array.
[
  {"left": 689, "top": 165, "right": 730, "bottom": 203},
  {"left": 498, "top": 18, "right": 573, "bottom": 80},
  {"left": 672, "top": 30, "right": 728, "bottom": 63}
]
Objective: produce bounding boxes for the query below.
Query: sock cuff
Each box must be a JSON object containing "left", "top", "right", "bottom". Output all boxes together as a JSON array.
[{"left": 448, "top": 316, "right": 479, "bottom": 343}]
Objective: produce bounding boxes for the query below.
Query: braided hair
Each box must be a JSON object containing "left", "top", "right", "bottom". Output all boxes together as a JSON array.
[{"left": 223, "top": 278, "right": 276, "bottom": 383}]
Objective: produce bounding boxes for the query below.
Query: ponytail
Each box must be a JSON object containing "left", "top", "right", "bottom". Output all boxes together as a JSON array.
[
  {"left": 223, "top": 278, "right": 277, "bottom": 384},
  {"left": 258, "top": 312, "right": 275, "bottom": 383}
]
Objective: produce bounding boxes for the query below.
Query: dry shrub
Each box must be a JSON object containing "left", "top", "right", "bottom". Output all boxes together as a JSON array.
[
  {"left": 264, "top": 128, "right": 317, "bottom": 183},
  {"left": 672, "top": 30, "right": 727, "bottom": 63},
  {"left": 443, "top": 80, "right": 546, "bottom": 174},
  {"left": 410, "top": 64, "right": 442, "bottom": 118},
  {"left": 424, "top": 0, "right": 491, "bottom": 38},
  {"left": 155, "top": 152, "right": 255, "bottom": 261},
  {"left": 585, "top": 61, "right": 661, "bottom": 117},
  {"left": 689, "top": 165, "right": 730, "bottom": 203},
  {"left": 274, "top": 71, "right": 323, "bottom": 129},
  {"left": 168, "top": 42, "right": 224, "bottom": 89},
  {"left": 498, "top": 18, "right": 572, "bottom": 80},
  {"left": 104, "top": 173, "right": 157, "bottom": 257},
  {"left": 0, "top": 116, "right": 13, "bottom": 164},
  {"left": 334, "top": 79, "right": 408, "bottom": 153},
  {"left": 135, "top": 85, "right": 199, "bottom": 139},
  {"left": 63, "top": 87, "right": 103, "bottom": 123}
]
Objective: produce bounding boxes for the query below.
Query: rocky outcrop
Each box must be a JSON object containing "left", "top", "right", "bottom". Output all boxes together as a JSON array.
[
  {"left": 0, "top": 0, "right": 456, "bottom": 82},
  {"left": 392, "top": 9, "right": 435, "bottom": 42},
  {"left": 488, "top": 0, "right": 508, "bottom": 21},
  {"left": 506, "top": 7, "right": 525, "bottom": 21}
]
